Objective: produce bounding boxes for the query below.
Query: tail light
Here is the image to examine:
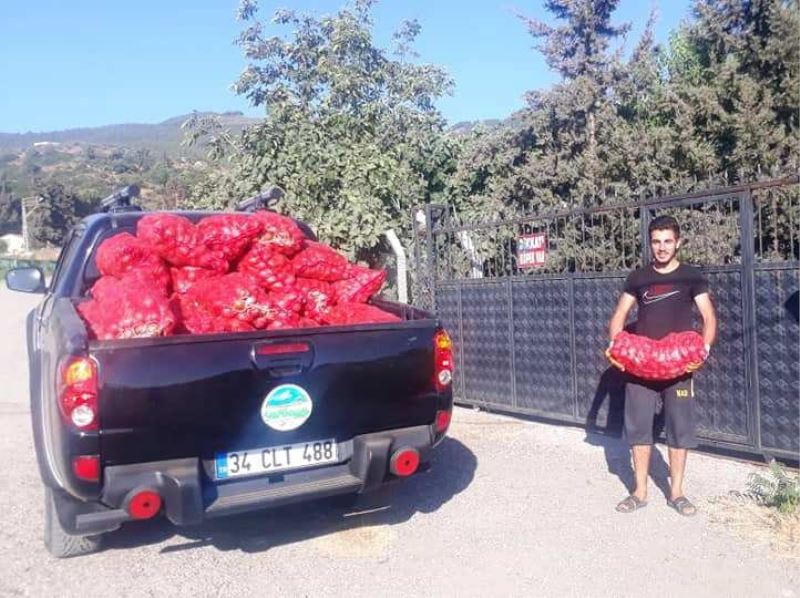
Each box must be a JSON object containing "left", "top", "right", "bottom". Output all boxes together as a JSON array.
[
  {"left": 58, "top": 356, "right": 99, "bottom": 431},
  {"left": 435, "top": 409, "right": 452, "bottom": 433},
  {"left": 72, "top": 455, "right": 100, "bottom": 482},
  {"left": 434, "top": 329, "right": 454, "bottom": 393}
]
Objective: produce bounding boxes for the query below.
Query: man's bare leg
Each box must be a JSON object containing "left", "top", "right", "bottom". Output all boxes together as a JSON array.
[
  {"left": 631, "top": 444, "right": 652, "bottom": 501},
  {"left": 668, "top": 447, "right": 688, "bottom": 499},
  {"left": 667, "top": 447, "right": 697, "bottom": 515}
]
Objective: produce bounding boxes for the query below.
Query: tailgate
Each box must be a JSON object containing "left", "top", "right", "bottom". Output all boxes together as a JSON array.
[{"left": 92, "top": 324, "right": 439, "bottom": 469}]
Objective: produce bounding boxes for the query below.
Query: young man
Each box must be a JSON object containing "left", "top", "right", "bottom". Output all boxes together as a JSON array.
[{"left": 607, "top": 215, "right": 717, "bottom": 516}]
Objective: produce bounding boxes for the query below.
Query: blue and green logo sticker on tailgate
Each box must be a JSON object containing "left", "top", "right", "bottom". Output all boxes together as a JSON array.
[{"left": 260, "top": 384, "right": 313, "bottom": 431}]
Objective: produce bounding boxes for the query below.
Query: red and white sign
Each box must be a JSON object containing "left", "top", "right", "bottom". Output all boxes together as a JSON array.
[{"left": 518, "top": 233, "right": 547, "bottom": 268}]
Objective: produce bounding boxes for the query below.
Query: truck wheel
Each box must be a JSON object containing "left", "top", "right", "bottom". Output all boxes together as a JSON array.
[{"left": 44, "top": 487, "right": 103, "bottom": 558}]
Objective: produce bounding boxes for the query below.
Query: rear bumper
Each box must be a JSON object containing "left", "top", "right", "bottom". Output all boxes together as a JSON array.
[{"left": 56, "top": 424, "right": 436, "bottom": 536}]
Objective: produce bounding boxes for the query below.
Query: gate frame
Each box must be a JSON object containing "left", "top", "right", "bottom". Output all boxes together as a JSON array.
[{"left": 416, "top": 176, "right": 800, "bottom": 461}]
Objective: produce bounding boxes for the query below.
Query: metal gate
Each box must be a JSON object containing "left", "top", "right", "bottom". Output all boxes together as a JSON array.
[{"left": 413, "top": 177, "right": 799, "bottom": 460}]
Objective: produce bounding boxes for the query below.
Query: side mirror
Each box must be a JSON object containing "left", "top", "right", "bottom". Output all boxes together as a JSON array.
[{"left": 6, "top": 267, "right": 46, "bottom": 294}]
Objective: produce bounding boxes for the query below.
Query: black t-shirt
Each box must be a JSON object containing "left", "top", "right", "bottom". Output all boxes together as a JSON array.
[{"left": 623, "top": 263, "right": 709, "bottom": 340}]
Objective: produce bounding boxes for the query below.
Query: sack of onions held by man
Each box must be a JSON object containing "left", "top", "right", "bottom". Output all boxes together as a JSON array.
[{"left": 606, "top": 330, "right": 708, "bottom": 381}]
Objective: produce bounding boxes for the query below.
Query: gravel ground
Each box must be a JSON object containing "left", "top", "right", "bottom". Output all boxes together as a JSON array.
[{"left": 0, "top": 287, "right": 797, "bottom": 598}]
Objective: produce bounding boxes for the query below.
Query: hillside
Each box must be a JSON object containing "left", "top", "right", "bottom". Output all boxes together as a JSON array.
[{"left": 0, "top": 111, "right": 259, "bottom": 154}]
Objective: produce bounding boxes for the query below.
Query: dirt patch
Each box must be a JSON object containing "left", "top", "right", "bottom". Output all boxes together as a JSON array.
[
  {"left": 705, "top": 492, "right": 800, "bottom": 560},
  {"left": 308, "top": 517, "right": 397, "bottom": 559}
]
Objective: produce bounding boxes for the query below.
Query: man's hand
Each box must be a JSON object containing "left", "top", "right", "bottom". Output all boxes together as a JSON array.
[
  {"left": 685, "top": 344, "right": 711, "bottom": 373},
  {"left": 605, "top": 340, "right": 625, "bottom": 371}
]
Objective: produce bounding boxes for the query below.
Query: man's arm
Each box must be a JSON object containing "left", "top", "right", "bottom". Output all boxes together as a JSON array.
[
  {"left": 608, "top": 293, "right": 636, "bottom": 341},
  {"left": 694, "top": 292, "right": 717, "bottom": 349}
]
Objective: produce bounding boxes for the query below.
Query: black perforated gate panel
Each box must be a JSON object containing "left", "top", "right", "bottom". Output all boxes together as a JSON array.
[
  {"left": 432, "top": 263, "right": 798, "bottom": 457},
  {"left": 460, "top": 282, "right": 513, "bottom": 407},
  {"left": 694, "top": 270, "right": 750, "bottom": 442},
  {"left": 573, "top": 277, "right": 625, "bottom": 428},
  {"left": 512, "top": 278, "right": 575, "bottom": 416},
  {"left": 755, "top": 268, "right": 800, "bottom": 455}
]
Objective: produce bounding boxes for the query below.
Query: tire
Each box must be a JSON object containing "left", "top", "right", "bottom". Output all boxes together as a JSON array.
[{"left": 44, "top": 487, "right": 103, "bottom": 558}]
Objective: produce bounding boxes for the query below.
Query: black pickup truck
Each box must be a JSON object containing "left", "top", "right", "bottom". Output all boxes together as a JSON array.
[{"left": 7, "top": 195, "right": 453, "bottom": 558}]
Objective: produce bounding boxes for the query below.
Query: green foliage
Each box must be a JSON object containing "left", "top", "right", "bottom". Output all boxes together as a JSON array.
[
  {"left": 185, "top": 0, "right": 459, "bottom": 262},
  {"left": 28, "top": 183, "right": 82, "bottom": 248},
  {"left": 0, "top": 171, "right": 21, "bottom": 236},
  {"left": 664, "top": 0, "right": 800, "bottom": 179},
  {"left": 442, "top": 0, "right": 798, "bottom": 274},
  {"left": 748, "top": 461, "right": 800, "bottom": 514}
]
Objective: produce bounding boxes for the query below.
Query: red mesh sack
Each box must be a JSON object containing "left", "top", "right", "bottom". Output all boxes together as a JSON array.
[
  {"left": 237, "top": 243, "right": 296, "bottom": 291},
  {"left": 169, "top": 293, "right": 252, "bottom": 334},
  {"left": 321, "top": 303, "right": 401, "bottom": 326},
  {"left": 172, "top": 292, "right": 257, "bottom": 335},
  {"left": 291, "top": 242, "right": 349, "bottom": 282},
  {"left": 196, "top": 214, "right": 263, "bottom": 262},
  {"left": 95, "top": 233, "right": 170, "bottom": 293},
  {"left": 266, "top": 312, "right": 302, "bottom": 330},
  {"left": 269, "top": 287, "right": 305, "bottom": 315},
  {"left": 137, "top": 213, "right": 227, "bottom": 272},
  {"left": 182, "top": 273, "right": 276, "bottom": 333},
  {"left": 88, "top": 274, "right": 166, "bottom": 301},
  {"left": 90, "top": 270, "right": 170, "bottom": 300},
  {"left": 333, "top": 265, "right": 386, "bottom": 304},
  {"left": 299, "top": 317, "right": 322, "bottom": 328},
  {"left": 170, "top": 266, "right": 223, "bottom": 295},
  {"left": 77, "top": 278, "right": 176, "bottom": 340},
  {"left": 295, "top": 278, "right": 334, "bottom": 321},
  {"left": 607, "top": 331, "right": 708, "bottom": 380},
  {"left": 89, "top": 276, "right": 120, "bottom": 302},
  {"left": 252, "top": 211, "right": 306, "bottom": 256}
]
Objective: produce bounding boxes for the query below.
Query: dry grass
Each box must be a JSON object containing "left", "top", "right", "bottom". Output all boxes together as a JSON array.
[{"left": 705, "top": 492, "right": 800, "bottom": 560}]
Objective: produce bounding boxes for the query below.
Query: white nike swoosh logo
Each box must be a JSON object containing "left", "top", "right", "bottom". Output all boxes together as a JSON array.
[{"left": 642, "top": 290, "right": 681, "bottom": 305}]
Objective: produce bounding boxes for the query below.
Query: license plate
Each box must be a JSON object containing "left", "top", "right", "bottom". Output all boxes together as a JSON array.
[{"left": 215, "top": 439, "right": 338, "bottom": 480}]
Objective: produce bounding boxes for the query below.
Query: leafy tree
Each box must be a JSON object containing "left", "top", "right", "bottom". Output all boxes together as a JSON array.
[
  {"left": 185, "top": 0, "right": 459, "bottom": 262},
  {"left": 28, "top": 183, "right": 81, "bottom": 248},
  {"left": 0, "top": 172, "right": 21, "bottom": 235},
  {"left": 0, "top": 195, "right": 21, "bottom": 236}
]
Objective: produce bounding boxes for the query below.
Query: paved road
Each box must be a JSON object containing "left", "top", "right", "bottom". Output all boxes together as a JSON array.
[{"left": 0, "top": 287, "right": 796, "bottom": 597}]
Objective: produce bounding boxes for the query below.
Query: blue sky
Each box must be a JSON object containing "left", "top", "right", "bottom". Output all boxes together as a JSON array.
[{"left": 0, "top": 0, "right": 692, "bottom": 133}]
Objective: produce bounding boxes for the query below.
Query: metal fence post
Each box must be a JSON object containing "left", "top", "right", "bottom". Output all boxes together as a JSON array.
[
  {"left": 739, "top": 188, "right": 763, "bottom": 452},
  {"left": 424, "top": 204, "right": 437, "bottom": 312},
  {"left": 640, "top": 206, "right": 652, "bottom": 265},
  {"left": 424, "top": 204, "right": 448, "bottom": 313}
]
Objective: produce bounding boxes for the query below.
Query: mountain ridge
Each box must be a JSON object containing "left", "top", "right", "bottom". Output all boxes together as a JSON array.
[{"left": 0, "top": 111, "right": 260, "bottom": 153}]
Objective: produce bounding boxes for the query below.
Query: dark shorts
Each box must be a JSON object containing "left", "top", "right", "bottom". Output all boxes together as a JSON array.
[{"left": 624, "top": 374, "right": 698, "bottom": 449}]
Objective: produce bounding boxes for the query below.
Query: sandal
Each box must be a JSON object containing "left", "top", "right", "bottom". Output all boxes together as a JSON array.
[
  {"left": 616, "top": 495, "right": 648, "bottom": 513},
  {"left": 667, "top": 496, "right": 697, "bottom": 517}
]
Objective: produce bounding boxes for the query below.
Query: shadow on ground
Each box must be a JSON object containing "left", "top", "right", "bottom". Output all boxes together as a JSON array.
[
  {"left": 584, "top": 365, "right": 671, "bottom": 500},
  {"left": 102, "top": 437, "right": 476, "bottom": 555}
]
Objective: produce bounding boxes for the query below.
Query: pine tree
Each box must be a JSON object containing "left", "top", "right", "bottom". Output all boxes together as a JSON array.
[
  {"left": 519, "top": 0, "right": 632, "bottom": 206},
  {"left": 670, "top": 0, "right": 800, "bottom": 180}
]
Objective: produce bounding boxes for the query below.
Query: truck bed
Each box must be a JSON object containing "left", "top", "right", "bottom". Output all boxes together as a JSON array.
[{"left": 69, "top": 299, "right": 442, "bottom": 469}]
